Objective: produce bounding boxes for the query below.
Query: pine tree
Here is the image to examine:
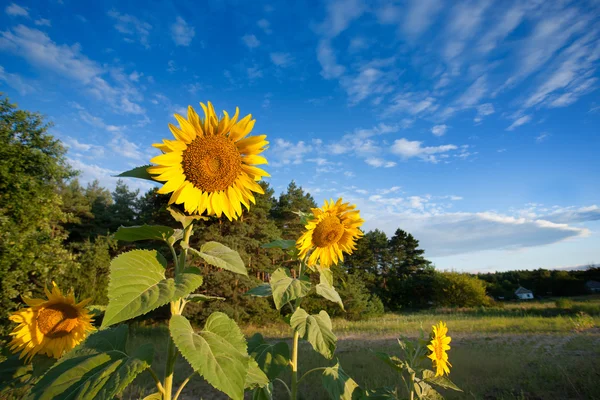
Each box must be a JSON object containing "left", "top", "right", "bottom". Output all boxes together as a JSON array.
[{"left": 271, "top": 180, "right": 317, "bottom": 240}]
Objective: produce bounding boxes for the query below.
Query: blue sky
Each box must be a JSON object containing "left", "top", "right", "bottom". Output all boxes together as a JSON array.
[{"left": 1, "top": 0, "right": 599, "bottom": 272}]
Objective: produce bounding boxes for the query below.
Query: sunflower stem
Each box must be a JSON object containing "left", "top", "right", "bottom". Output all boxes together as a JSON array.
[
  {"left": 290, "top": 329, "right": 300, "bottom": 400},
  {"left": 164, "top": 222, "right": 194, "bottom": 400}
]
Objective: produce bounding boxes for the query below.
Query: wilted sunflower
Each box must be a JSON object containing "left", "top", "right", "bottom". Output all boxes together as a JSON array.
[
  {"left": 8, "top": 282, "right": 95, "bottom": 362},
  {"left": 297, "top": 198, "right": 364, "bottom": 270},
  {"left": 148, "top": 102, "right": 269, "bottom": 220},
  {"left": 427, "top": 321, "right": 452, "bottom": 377}
]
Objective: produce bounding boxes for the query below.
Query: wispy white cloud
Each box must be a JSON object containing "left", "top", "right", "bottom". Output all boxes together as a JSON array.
[
  {"left": 171, "top": 16, "right": 195, "bottom": 47},
  {"left": 0, "top": 66, "right": 34, "bottom": 94},
  {"left": 402, "top": 0, "right": 442, "bottom": 38},
  {"left": 536, "top": 132, "right": 550, "bottom": 143},
  {"left": 474, "top": 103, "right": 494, "bottom": 123},
  {"left": 34, "top": 18, "right": 51, "bottom": 27},
  {"left": 506, "top": 115, "right": 531, "bottom": 131},
  {"left": 365, "top": 157, "right": 396, "bottom": 168},
  {"left": 431, "top": 124, "right": 447, "bottom": 136},
  {"left": 385, "top": 91, "right": 437, "bottom": 116},
  {"left": 444, "top": 0, "right": 490, "bottom": 62},
  {"left": 270, "top": 52, "right": 293, "bottom": 67},
  {"left": 477, "top": 5, "right": 525, "bottom": 54},
  {"left": 270, "top": 139, "right": 313, "bottom": 166},
  {"left": 107, "top": 10, "right": 152, "bottom": 48},
  {"left": 63, "top": 136, "right": 105, "bottom": 158},
  {"left": 317, "top": 40, "right": 345, "bottom": 79},
  {"left": 391, "top": 138, "right": 458, "bottom": 163},
  {"left": 0, "top": 25, "right": 145, "bottom": 115},
  {"left": 257, "top": 19, "right": 271, "bottom": 34},
  {"left": 5, "top": 3, "right": 28, "bottom": 17},
  {"left": 242, "top": 34, "right": 260, "bottom": 48},
  {"left": 110, "top": 134, "right": 143, "bottom": 161},
  {"left": 456, "top": 75, "right": 487, "bottom": 107}
]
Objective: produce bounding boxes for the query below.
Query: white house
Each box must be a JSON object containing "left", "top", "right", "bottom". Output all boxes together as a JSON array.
[{"left": 515, "top": 286, "right": 534, "bottom": 300}]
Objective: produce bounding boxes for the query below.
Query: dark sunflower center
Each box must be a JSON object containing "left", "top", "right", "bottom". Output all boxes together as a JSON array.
[
  {"left": 182, "top": 135, "right": 242, "bottom": 192},
  {"left": 37, "top": 303, "right": 80, "bottom": 339},
  {"left": 313, "top": 216, "right": 345, "bottom": 247}
]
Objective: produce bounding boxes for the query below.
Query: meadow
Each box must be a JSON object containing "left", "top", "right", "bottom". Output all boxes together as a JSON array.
[{"left": 123, "top": 296, "right": 600, "bottom": 400}]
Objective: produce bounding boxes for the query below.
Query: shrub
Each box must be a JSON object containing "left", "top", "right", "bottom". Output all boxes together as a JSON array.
[
  {"left": 433, "top": 271, "right": 491, "bottom": 307},
  {"left": 555, "top": 297, "right": 573, "bottom": 309}
]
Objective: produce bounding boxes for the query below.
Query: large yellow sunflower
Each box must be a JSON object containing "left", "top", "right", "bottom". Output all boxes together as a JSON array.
[
  {"left": 427, "top": 321, "right": 452, "bottom": 377},
  {"left": 8, "top": 282, "right": 95, "bottom": 362},
  {"left": 297, "top": 198, "right": 364, "bottom": 270},
  {"left": 148, "top": 102, "right": 269, "bottom": 221}
]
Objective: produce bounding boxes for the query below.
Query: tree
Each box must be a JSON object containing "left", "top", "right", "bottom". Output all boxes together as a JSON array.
[
  {"left": 0, "top": 96, "right": 78, "bottom": 334},
  {"left": 344, "top": 229, "right": 390, "bottom": 293},
  {"left": 271, "top": 181, "right": 317, "bottom": 240},
  {"left": 109, "top": 179, "right": 139, "bottom": 230}
]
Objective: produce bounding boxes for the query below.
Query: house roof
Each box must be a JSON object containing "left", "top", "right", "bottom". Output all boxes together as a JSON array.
[
  {"left": 515, "top": 286, "right": 533, "bottom": 295},
  {"left": 586, "top": 280, "right": 600, "bottom": 289}
]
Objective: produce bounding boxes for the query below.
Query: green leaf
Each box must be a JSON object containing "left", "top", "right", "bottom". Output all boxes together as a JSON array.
[
  {"left": 246, "top": 284, "right": 272, "bottom": 297},
  {"left": 102, "top": 250, "right": 203, "bottom": 327},
  {"left": 245, "top": 358, "right": 270, "bottom": 389},
  {"left": 117, "top": 165, "right": 156, "bottom": 181},
  {"left": 261, "top": 239, "right": 297, "bottom": 249},
  {"left": 189, "top": 241, "right": 247, "bottom": 276},
  {"left": 113, "top": 225, "right": 174, "bottom": 242},
  {"left": 316, "top": 283, "right": 345, "bottom": 310},
  {"left": 30, "top": 325, "right": 153, "bottom": 400},
  {"left": 322, "top": 362, "right": 361, "bottom": 400},
  {"left": 169, "top": 313, "right": 250, "bottom": 400},
  {"left": 414, "top": 381, "right": 443, "bottom": 400},
  {"left": 422, "top": 370, "right": 462, "bottom": 391},
  {"left": 247, "top": 333, "right": 290, "bottom": 380},
  {"left": 252, "top": 382, "right": 274, "bottom": 400},
  {"left": 291, "top": 308, "right": 337, "bottom": 359},
  {"left": 187, "top": 293, "right": 226, "bottom": 302},
  {"left": 0, "top": 353, "right": 34, "bottom": 390},
  {"left": 270, "top": 268, "right": 311, "bottom": 310},
  {"left": 374, "top": 352, "right": 406, "bottom": 374},
  {"left": 320, "top": 269, "right": 334, "bottom": 287}
]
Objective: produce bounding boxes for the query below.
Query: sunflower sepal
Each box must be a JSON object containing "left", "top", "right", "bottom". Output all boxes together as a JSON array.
[{"left": 116, "top": 165, "right": 156, "bottom": 181}]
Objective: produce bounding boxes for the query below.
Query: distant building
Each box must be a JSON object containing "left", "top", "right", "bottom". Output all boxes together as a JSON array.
[
  {"left": 585, "top": 280, "right": 600, "bottom": 293},
  {"left": 515, "top": 286, "right": 534, "bottom": 300}
]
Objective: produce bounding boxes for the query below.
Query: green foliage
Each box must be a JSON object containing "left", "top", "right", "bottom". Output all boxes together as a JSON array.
[
  {"left": 30, "top": 325, "right": 153, "bottom": 400},
  {"left": 169, "top": 313, "right": 255, "bottom": 400},
  {"left": 270, "top": 268, "right": 312, "bottom": 310},
  {"left": 247, "top": 333, "right": 290, "bottom": 380},
  {"left": 189, "top": 241, "right": 247, "bottom": 276},
  {"left": 433, "top": 271, "right": 490, "bottom": 307},
  {"left": 0, "top": 96, "right": 77, "bottom": 334},
  {"left": 113, "top": 224, "right": 175, "bottom": 242},
  {"left": 555, "top": 297, "right": 573, "bottom": 309},
  {"left": 271, "top": 181, "right": 317, "bottom": 240},
  {"left": 321, "top": 362, "right": 361, "bottom": 400},
  {"left": 291, "top": 308, "right": 337, "bottom": 359},
  {"left": 102, "top": 249, "right": 203, "bottom": 327}
]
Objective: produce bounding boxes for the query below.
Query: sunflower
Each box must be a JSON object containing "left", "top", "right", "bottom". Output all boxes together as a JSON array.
[
  {"left": 148, "top": 102, "right": 269, "bottom": 221},
  {"left": 8, "top": 282, "right": 95, "bottom": 362},
  {"left": 427, "top": 321, "right": 452, "bottom": 377},
  {"left": 297, "top": 198, "right": 364, "bottom": 270}
]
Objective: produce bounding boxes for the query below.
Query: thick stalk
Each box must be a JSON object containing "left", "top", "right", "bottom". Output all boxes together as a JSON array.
[
  {"left": 290, "top": 330, "right": 300, "bottom": 400},
  {"left": 409, "top": 371, "right": 416, "bottom": 400},
  {"left": 164, "top": 223, "right": 194, "bottom": 400}
]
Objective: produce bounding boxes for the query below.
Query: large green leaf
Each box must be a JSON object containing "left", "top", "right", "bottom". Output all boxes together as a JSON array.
[
  {"left": 113, "top": 225, "right": 174, "bottom": 242},
  {"left": 169, "top": 313, "right": 250, "bottom": 400},
  {"left": 322, "top": 362, "right": 361, "bottom": 400},
  {"left": 30, "top": 325, "right": 153, "bottom": 400},
  {"left": 422, "top": 370, "right": 462, "bottom": 391},
  {"left": 374, "top": 352, "right": 406, "bottom": 374},
  {"left": 187, "top": 293, "right": 226, "bottom": 302},
  {"left": 189, "top": 241, "right": 247, "bottom": 276},
  {"left": 246, "top": 284, "right": 273, "bottom": 297},
  {"left": 291, "top": 308, "right": 336, "bottom": 359},
  {"left": 247, "top": 333, "right": 290, "bottom": 380},
  {"left": 245, "top": 359, "right": 270, "bottom": 389},
  {"left": 316, "top": 277, "right": 344, "bottom": 310},
  {"left": 270, "top": 268, "right": 311, "bottom": 310},
  {"left": 261, "top": 239, "right": 296, "bottom": 249},
  {"left": 102, "top": 250, "right": 203, "bottom": 327},
  {"left": 117, "top": 165, "right": 156, "bottom": 181}
]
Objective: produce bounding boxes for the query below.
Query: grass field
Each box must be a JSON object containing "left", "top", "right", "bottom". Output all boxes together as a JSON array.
[{"left": 122, "top": 296, "right": 600, "bottom": 400}]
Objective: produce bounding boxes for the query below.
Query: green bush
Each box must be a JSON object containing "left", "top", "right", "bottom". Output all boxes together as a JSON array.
[
  {"left": 555, "top": 298, "right": 573, "bottom": 309},
  {"left": 433, "top": 271, "right": 491, "bottom": 307}
]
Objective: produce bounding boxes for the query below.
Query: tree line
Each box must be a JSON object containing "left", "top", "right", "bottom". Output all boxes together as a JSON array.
[{"left": 1, "top": 96, "right": 598, "bottom": 335}]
